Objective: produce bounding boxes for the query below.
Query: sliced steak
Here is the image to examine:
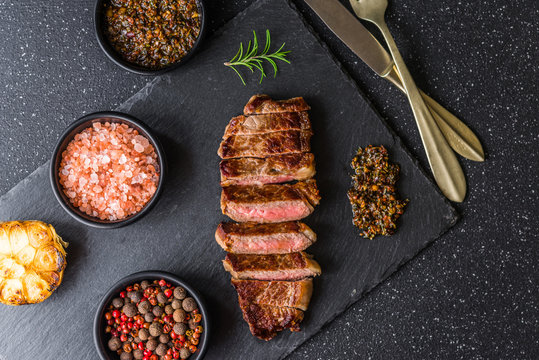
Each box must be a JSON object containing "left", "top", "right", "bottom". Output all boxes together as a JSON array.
[
  {"left": 220, "top": 180, "right": 320, "bottom": 223},
  {"left": 232, "top": 278, "right": 313, "bottom": 311},
  {"left": 238, "top": 299, "right": 304, "bottom": 341},
  {"left": 243, "top": 94, "right": 310, "bottom": 115},
  {"left": 218, "top": 130, "right": 311, "bottom": 159},
  {"left": 223, "top": 112, "right": 311, "bottom": 138},
  {"left": 223, "top": 252, "right": 321, "bottom": 281},
  {"left": 220, "top": 153, "right": 316, "bottom": 186},
  {"left": 215, "top": 221, "right": 316, "bottom": 254}
]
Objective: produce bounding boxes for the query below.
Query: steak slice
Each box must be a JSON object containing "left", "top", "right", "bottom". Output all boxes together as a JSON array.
[
  {"left": 218, "top": 130, "right": 311, "bottom": 159},
  {"left": 220, "top": 153, "right": 316, "bottom": 186},
  {"left": 223, "top": 112, "right": 311, "bottom": 138},
  {"left": 238, "top": 300, "right": 304, "bottom": 341},
  {"left": 232, "top": 278, "right": 313, "bottom": 311},
  {"left": 220, "top": 180, "right": 321, "bottom": 223},
  {"left": 215, "top": 221, "right": 316, "bottom": 254},
  {"left": 243, "top": 94, "right": 310, "bottom": 115},
  {"left": 223, "top": 252, "right": 321, "bottom": 281}
]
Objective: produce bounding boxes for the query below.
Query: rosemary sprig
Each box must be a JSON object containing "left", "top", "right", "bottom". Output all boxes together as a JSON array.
[{"left": 224, "top": 29, "right": 291, "bottom": 85}]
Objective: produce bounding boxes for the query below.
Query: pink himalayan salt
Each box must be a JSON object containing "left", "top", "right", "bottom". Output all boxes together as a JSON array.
[{"left": 59, "top": 122, "right": 159, "bottom": 221}]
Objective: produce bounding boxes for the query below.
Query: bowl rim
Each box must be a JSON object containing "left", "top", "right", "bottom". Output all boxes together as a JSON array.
[
  {"left": 50, "top": 111, "right": 166, "bottom": 229},
  {"left": 93, "top": 270, "right": 210, "bottom": 360},
  {"left": 94, "top": 0, "right": 207, "bottom": 75}
]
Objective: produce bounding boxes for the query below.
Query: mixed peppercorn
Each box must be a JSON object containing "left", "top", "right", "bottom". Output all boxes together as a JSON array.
[
  {"left": 103, "top": 0, "right": 202, "bottom": 69},
  {"left": 347, "top": 145, "right": 408, "bottom": 239},
  {"left": 105, "top": 279, "right": 203, "bottom": 360}
]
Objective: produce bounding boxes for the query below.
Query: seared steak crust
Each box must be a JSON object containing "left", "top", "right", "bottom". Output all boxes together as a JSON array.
[
  {"left": 232, "top": 278, "right": 313, "bottom": 311},
  {"left": 220, "top": 180, "right": 321, "bottom": 223},
  {"left": 218, "top": 130, "right": 311, "bottom": 159},
  {"left": 238, "top": 299, "right": 304, "bottom": 341},
  {"left": 223, "top": 252, "right": 321, "bottom": 280},
  {"left": 243, "top": 94, "right": 310, "bottom": 115},
  {"left": 220, "top": 153, "right": 316, "bottom": 186},
  {"left": 224, "top": 112, "right": 311, "bottom": 138},
  {"left": 215, "top": 221, "right": 316, "bottom": 254}
]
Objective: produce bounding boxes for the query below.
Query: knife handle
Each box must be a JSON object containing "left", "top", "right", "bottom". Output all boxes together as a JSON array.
[
  {"left": 377, "top": 21, "right": 466, "bottom": 202},
  {"left": 384, "top": 67, "right": 484, "bottom": 162}
]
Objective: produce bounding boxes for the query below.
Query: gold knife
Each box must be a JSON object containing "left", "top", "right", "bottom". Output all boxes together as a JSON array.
[{"left": 304, "top": 0, "right": 484, "bottom": 162}]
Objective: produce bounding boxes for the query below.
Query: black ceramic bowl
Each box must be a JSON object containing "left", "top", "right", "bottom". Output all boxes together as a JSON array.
[
  {"left": 94, "top": 0, "right": 206, "bottom": 75},
  {"left": 94, "top": 271, "right": 210, "bottom": 360},
  {"left": 50, "top": 111, "right": 166, "bottom": 229}
]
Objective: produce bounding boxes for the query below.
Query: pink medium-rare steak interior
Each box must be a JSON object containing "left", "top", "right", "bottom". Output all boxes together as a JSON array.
[
  {"left": 220, "top": 180, "right": 320, "bottom": 223},
  {"left": 231, "top": 278, "right": 313, "bottom": 311},
  {"left": 215, "top": 221, "right": 316, "bottom": 254},
  {"left": 243, "top": 94, "right": 311, "bottom": 115},
  {"left": 219, "top": 153, "right": 316, "bottom": 186},
  {"left": 217, "top": 130, "right": 311, "bottom": 159},
  {"left": 223, "top": 252, "right": 321, "bottom": 281},
  {"left": 223, "top": 112, "right": 311, "bottom": 138}
]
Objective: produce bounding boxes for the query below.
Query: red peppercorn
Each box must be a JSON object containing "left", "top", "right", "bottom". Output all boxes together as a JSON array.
[
  {"left": 189, "top": 345, "right": 197, "bottom": 353},
  {"left": 193, "top": 314, "right": 202, "bottom": 323},
  {"left": 127, "top": 322, "right": 134, "bottom": 329},
  {"left": 158, "top": 279, "right": 167, "bottom": 287},
  {"left": 121, "top": 314, "right": 128, "bottom": 322},
  {"left": 178, "top": 335, "right": 186, "bottom": 342},
  {"left": 150, "top": 355, "right": 158, "bottom": 360},
  {"left": 191, "top": 338, "right": 199, "bottom": 345},
  {"left": 166, "top": 282, "right": 171, "bottom": 287},
  {"left": 164, "top": 289, "right": 173, "bottom": 298},
  {"left": 120, "top": 291, "right": 127, "bottom": 298},
  {"left": 105, "top": 312, "right": 112, "bottom": 320},
  {"left": 107, "top": 319, "right": 114, "bottom": 326},
  {"left": 112, "top": 310, "right": 121, "bottom": 318},
  {"left": 115, "top": 318, "right": 121, "bottom": 325},
  {"left": 164, "top": 355, "right": 172, "bottom": 360},
  {"left": 143, "top": 349, "right": 152, "bottom": 356},
  {"left": 126, "top": 286, "right": 133, "bottom": 292},
  {"left": 120, "top": 334, "right": 127, "bottom": 342},
  {"left": 192, "top": 332, "right": 200, "bottom": 340},
  {"left": 138, "top": 342, "right": 145, "bottom": 350},
  {"left": 170, "top": 331, "right": 178, "bottom": 340}
]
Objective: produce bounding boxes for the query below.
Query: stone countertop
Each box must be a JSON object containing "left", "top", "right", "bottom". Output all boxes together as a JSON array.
[{"left": 0, "top": 0, "right": 537, "bottom": 358}]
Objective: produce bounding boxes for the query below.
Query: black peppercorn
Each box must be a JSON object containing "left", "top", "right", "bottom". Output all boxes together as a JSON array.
[
  {"left": 146, "top": 338, "right": 158, "bottom": 351},
  {"left": 171, "top": 299, "right": 182, "bottom": 310},
  {"left": 173, "top": 309, "right": 186, "bottom": 323},
  {"left": 138, "top": 300, "right": 151, "bottom": 314},
  {"left": 182, "top": 298, "right": 197, "bottom": 312},
  {"left": 144, "top": 312, "right": 155, "bottom": 323},
  {"left": 120, "top": 352, "right": 133, "bottom": 360},
  {"left": 112, "top": 297, "right": 124, "bottom": 309},
  {"left": 123, "top": 303, "right": 138, "bottom": 318},
  {"left": 156, "top": 292, "right": 167, "bottom": 304},
  {"left": 179, "top": 347, "right": 191, "bottom": 359},
  {"left": 133, "top": 349, "right": 144, "bottom": 360},
  {"left": 129, "top": 291, "right": 143, "bottom": 303},
  {"left": 108, "top": 337, "right": 122, "bottom": 351},
  {"left": 149, "top": 322, "right": 163, "bottom": 337},
  {"left": 155, "top": 343, "right": 168, "bottom": 356},
  {"left": 173, "top": 322, "right": 187, "bottom": 335},
  {"left": 138, "top": 328, "right": 150, "bottom": 341},
  {"left": 159, "top": 333, "right": 170, "bottom": 344},
  {"left": 153, "top": 305, "right": 164, "bottom": 317},
  {"left": 173, "top": 287, "right": 186, "bottom": 300}
]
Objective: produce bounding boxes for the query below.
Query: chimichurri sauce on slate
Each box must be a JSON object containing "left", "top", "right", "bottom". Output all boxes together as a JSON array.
[{"left": 103, "top": 0, "right": 201, "bottom": 69}]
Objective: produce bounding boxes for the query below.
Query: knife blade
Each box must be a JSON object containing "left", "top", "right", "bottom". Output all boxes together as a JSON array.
[{"left": 303, "top": 0, "right": 485, "bottom": 162}]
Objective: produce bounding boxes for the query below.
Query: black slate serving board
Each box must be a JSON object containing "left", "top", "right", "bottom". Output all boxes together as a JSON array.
[{"left": 0, "top": 1, "right": 457, "bottom": 359}]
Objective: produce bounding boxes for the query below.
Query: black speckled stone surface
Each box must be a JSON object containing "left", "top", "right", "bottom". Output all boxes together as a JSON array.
[{"left": 0, "top": 0, "right": 536, "bottom": 359}]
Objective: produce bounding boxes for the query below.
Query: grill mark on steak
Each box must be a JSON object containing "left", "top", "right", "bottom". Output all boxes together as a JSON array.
[
  {"left": 218, "top": 130, "right": 312, "bottom": 159},
  {"left": 220, "top": 153, "right": 316, "bottom": 186},
  {"left": 232, "top": 278, "right": 313, "bottom": 311},
  {"left": 223, "top": 252, "right": 321, "bottom": 281},
  {"left": 215, "top": 221, "right": 316, "bottom": 254},
  {"left": 243, "top": 94, "right": 310, "bottom": 115},
  {"left": 220, "top": 180, "right": 321, "bottom": 223},
  {"left": 223, "top": 112, "right": 311, "bottom": 138},
  {"left": 237, "top": 299, "right": 304, "bottom": 341}
]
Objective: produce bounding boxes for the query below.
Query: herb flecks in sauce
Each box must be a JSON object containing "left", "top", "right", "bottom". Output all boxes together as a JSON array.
[
  {"left": 104, "top": 0, "right": 201, "bottom": 69},
  {"left": 347, "top": 145, "right": 408, "bottom": 239}
]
